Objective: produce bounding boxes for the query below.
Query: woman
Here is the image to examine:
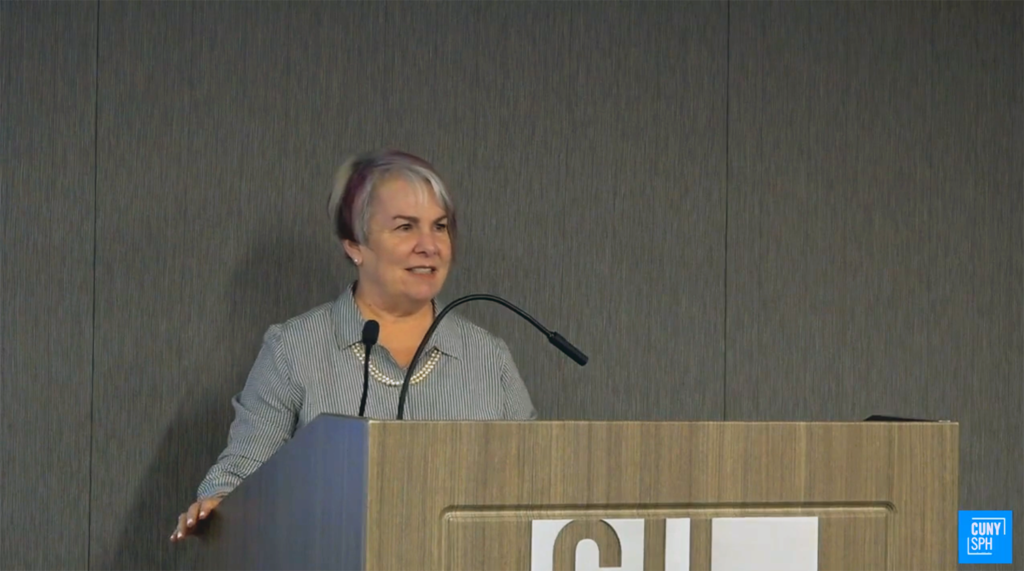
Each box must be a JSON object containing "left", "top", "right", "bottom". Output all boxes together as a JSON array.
[{"left": 170, "top": 149, "right": 537, "bottom": 541}]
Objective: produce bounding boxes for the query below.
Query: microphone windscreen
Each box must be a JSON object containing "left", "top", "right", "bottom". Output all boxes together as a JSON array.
[{"left": 361, "top": 320, "right": 380, "bottom": 345}]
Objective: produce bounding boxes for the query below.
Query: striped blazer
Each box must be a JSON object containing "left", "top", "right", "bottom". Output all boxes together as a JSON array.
[{"left": 196, "top": 283, "right": 537, "bottom": 499}]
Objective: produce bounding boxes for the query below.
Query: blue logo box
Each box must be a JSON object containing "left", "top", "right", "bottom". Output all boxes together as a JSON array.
[{"left": 959, "top": 510, "right": 1013, "bottom": 564}]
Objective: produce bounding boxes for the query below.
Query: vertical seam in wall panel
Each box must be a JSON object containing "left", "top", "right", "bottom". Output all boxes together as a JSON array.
[
  {"left": 966, "top": 0, "right": 977, "bottom": 505},
  {"left": 0, "top": 17, "right": 6, "bottom": 452},
  {"left": 572, "top": 3, "right": 577, "bottom": 331},
  {"left": 184, "top": 0, "right": 195, "bottom": 329},
  {"left": 723, "top": 1, "right": 730, "bottom": 422},
  {"left": 88, "top": 1, "right": 99, "bottom": 568},
  {"left": 382, "top": 1, "right": 385, "bottom": 145},
  {"left": 567, "top": 4, "right": 579, "bottom": 419}
]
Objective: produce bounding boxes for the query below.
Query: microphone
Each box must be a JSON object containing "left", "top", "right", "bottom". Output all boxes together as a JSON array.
[
  {"left": 358, "top": 320, "right": 380, "bottom": 417},
  {"left": 396, "top": 294, "right": 587, "bottom": 420}
]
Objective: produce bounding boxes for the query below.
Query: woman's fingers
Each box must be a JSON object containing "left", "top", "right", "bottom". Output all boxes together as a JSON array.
[
  {"left": 169, "top": 499, "right": 224, "bottom": 544},
  {"left": 171, "top": 512, "right": 188, "bottom": 541},
  {"left": 186, "top": 501, "right": 201, "bottom": 528},
  {"left": 198, "top": 497, "right": 222, "bottom": 520},
  {"left": 170, "top": 497, "right": 224, "bottom": 542}
]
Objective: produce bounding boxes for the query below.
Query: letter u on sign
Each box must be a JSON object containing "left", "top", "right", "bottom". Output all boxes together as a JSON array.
[{"left": 530, "top": 517, "right": 819, "bottom": 571}]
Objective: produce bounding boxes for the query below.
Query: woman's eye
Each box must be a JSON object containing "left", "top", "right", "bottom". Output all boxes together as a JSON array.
[
  {"left": 397, "top": 224, "right": 412, "bottom": 231},
  {"left": 435, "top": 223, "right": 448, "bottom": 231}
]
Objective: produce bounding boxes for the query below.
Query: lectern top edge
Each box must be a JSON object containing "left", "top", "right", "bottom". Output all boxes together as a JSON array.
[{"left": 317, "top": 414, "right": 957, "bottom": 426}]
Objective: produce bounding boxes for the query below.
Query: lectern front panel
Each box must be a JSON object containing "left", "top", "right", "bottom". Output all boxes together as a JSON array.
[
  {"left": 362, "top": 421, "right": 957, "bottom": 571},
  {"left": 440, "top": 505, "right": 890, "bottom": 571},
  {"left": 197, "top": 418, "right": 956, "bottom": 570}
]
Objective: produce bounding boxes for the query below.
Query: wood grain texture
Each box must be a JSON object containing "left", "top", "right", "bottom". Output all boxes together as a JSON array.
[
  {"left": 0, "top": 2, "right": 96, "bottom": 569},
  {"left": 197, "top": 416, "right": 958, "bottom": 570},
  {"left": 363, "top": 419, "right": 958, "bottom": 570},
  {"left": 91, "top": 3, "right": 386, "bottom": 569},
  {"left": 891, "top": 423, "right": 959, "bottom": 570}
]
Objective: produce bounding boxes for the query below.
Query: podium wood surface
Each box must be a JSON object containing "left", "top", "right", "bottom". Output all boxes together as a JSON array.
[{"left": 197, "top": 417, "right": 958, "bottom": 571}]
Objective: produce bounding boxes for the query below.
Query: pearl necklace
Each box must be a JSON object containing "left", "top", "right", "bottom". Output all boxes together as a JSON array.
[{"left": 351, "top": 343, "right": 442, "bottom": 387}]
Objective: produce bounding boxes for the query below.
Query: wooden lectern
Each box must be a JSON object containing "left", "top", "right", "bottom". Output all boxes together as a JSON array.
[{"left": 196, "top": 415, "right": 958, "bottom": 571}]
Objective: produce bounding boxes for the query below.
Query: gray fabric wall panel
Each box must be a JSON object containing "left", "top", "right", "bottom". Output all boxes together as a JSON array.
[
  {"left": 381, "top": 2, "right": 727, "bottom": 420},
  {"left": 726, "top": 0, "right": 1017, "bottom": 418},
  {"left": 564, "top": 3, "right": 726, "bottom": 420},
  {"left": 1, "top": 2, "right": 1020, "bottom": 570},
  {"left": 91, "top": 3, "right": 386, "bottom": 568},
  {"left": 727, "top": 2, "right": 1023, "bottom": 565},
  {"left": 380, "top": 2, "right": 579, "bottom": 419},
  {"left": 972, "top": 5, "right": 1024, "bottom": 566},
  {"left": 92, "top": 4, "right": 196, "bottom": 568},
  {"left": 0, "top": 3, "right": 96, "bottom": 569}
]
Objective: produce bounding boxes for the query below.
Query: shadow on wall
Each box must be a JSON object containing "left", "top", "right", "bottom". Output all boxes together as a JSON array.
[{"left": 103, "top": 228, "right": 344, "bottom": 570}]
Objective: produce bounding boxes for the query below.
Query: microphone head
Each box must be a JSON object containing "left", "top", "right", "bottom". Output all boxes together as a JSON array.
[
  {"left": 361, "top": 320, "right": 380, "bottom": 346},
  {"left": 548, "top": 331, "right": 588, "bottom": 366}
]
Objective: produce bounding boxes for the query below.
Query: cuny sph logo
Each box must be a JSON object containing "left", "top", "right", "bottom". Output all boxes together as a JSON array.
[{"left": 958, "top": 510, "right": 1012, "bottom": 564}]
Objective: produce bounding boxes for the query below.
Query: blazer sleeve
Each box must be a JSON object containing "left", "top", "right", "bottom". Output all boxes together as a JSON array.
[
  {"left": 196, "top": 325, "right": 302, "bottom": 499},
  {"left": 497, "top": 338, "right": 539, "bottom": 420}
]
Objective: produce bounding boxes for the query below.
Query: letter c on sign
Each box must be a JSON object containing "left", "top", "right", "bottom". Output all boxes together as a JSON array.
[
  {"left": 531, "top": 519, "right": 645, "bottom": 571},
  {"left": 971, "top": 522, "right": 979, "bottom": 535}
]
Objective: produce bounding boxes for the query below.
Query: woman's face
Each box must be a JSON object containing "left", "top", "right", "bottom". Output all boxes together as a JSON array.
[{"left": 346, "top": 175, "right": 452, "bottom": 309}]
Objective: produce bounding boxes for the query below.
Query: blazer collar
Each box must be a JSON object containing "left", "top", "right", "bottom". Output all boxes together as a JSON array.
[{"left": 332, "top": 282, "right": 463, "bottom": 360}]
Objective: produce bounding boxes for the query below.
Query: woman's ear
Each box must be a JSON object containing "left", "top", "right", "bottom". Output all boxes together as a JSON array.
[{"left": 342, "top": 240, "right": 362, "bottom": 265}]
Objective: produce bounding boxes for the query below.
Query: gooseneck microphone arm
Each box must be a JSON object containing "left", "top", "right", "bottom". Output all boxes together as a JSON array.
[
  {"left": 358, "top": 320, "right": 380, "bottom": 417},
  {"left": 395, "top": 294, "right": 588, "bottom": 420}
]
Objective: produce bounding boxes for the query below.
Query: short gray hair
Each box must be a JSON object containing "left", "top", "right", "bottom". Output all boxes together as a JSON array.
[{"left": 327, "top": 149, "right": 457, "bottom": 255}]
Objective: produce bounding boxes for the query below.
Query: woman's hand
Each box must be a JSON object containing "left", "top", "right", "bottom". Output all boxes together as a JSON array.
[{"left": 170, "top": 496, "right": 223, "bottom": 541}]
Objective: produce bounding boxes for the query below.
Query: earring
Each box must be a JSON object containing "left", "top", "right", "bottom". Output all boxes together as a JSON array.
[{"left": 353, "top": 258, "right": 361, "bottom": 265}]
